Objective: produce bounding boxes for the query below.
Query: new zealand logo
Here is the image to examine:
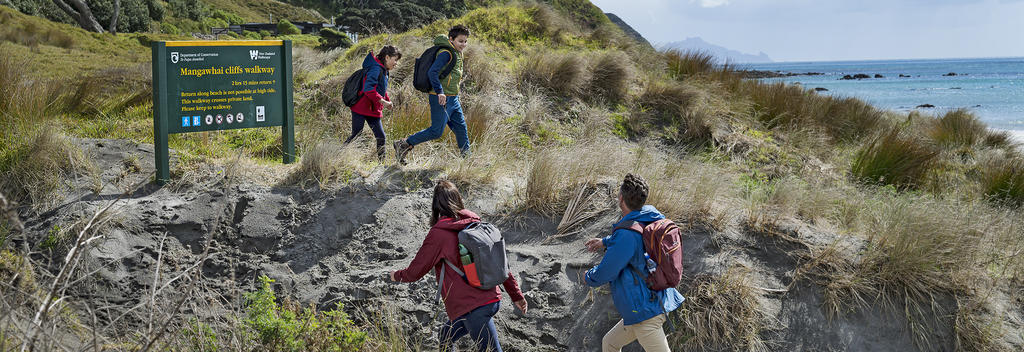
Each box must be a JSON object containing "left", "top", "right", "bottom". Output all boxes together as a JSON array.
[{"left": 170, "top": 52, "right": 179, "bottom": 64}]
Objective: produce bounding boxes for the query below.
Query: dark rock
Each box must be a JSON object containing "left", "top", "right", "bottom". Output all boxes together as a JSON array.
[
  {"left": 841, "top": 74, "right": 854, "bottom": 80},
  {"left": 899, "top": 74, "right": 910, "bottom": 78},
  {"left": 739, "top": 70, "right": 825, "bottom": 79},
  {"left": 814, "top": 87, "right": 829, "bottom": 92},
  {"left": 853, "top": 73, "right": 871, "bottom": 79},
  {"left": 916, "top": 104, "right": 935, "bottom": 108},
  {"left": 874, "top": 74, "right": 884, "bottom": 78},
  {"left": 944, "top": 72, "right": 957, "bottom": 76}
]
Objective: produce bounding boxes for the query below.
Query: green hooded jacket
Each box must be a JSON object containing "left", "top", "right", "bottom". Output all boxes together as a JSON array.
[{"left": 433, "top": 34, "right": 464, "bottom": 96}]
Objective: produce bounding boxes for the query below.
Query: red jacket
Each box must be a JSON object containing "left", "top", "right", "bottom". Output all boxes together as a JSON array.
[
  {"left": 350, "top": 52, "right": 390, "bottom": 118},
  {"left": 394, "top": 209, "right": 525, "bottom": 320}
]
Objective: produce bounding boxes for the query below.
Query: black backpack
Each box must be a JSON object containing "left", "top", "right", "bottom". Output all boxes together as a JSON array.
[
  {"left": 413, "top": 46, "right": 457, "bottom": 93},
  {"left": 342, "top": 68, "right": 384, "bottom": 107}
]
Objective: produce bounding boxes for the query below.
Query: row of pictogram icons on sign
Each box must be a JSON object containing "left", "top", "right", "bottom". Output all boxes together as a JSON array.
[
  {"left": 182, "top": 112, "right": 245, "bottom": 127},
  {"left": 180, "top": 106, "right": 266, "bottom": 128}
]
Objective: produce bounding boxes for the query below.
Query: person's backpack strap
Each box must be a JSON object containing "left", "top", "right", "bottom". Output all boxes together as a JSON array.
[
  {"left": 614, "top": 220, "right": 644, "bottom": 234},
  {"left": 615, "top": 220, "right": 654, "bottom": 295},
  {"left": 436, "top": 47, "right": 456, "bottom": 80}
]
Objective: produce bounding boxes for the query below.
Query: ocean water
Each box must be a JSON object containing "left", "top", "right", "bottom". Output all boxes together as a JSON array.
[{"left": 748, "top": 57, "right": 1024, "bottom": 131}]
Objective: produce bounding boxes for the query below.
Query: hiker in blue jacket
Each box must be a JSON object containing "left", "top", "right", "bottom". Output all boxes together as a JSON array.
[
  {"left": 393, "top": 24, "right": 471, "bottom": 164},
  {"left": 585, "top": 173, "right": 684, "bottom": 352}
]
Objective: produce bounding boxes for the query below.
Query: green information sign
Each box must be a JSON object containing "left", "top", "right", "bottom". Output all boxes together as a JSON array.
[{"left": 152, "top": 40, "right": 295, "bottom": 184}]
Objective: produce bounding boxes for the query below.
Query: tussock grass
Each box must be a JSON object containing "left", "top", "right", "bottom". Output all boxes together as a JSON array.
[
  {"left": 585, "top": 50, "right": 631, "bottom": 103},
  {"left": 953, "top": 298, "right": 1005, "bottom": 352},
  {"left": 979, "top": 156, "right": 1024, "bottom": 205},
  {"left": 637, "top": 79, "right": 698, "bottom": 119},
  {"left": 674, "top": 266, "right": 773, "bottom": 352},
  {"left": 851, "top": 128, "right": 939, "bottom": 189},
  {"left": 521, "top": 141, "right": 633, "bottom": 215},
  {"left": 929, "top": 109, "right": 988, "bottom": 149},
  {"left": 286, "top": 141, "right": 360, "bottom": 188},
  {"left": 820, "top": 96, "right": 886, "bottom": 143},
  {"left": 665, "top": 49, "right": 718, "bottom": 78},
  {"left": 462, "top": 42, "right": 507, "bottom": 93},
  {"left": 517, "top": 50, "right": 588, "bottom": 97},
  {"left": 746, "top": 81, "right": 817, "bottom": 129},
  {"left": 982, "top": 129, "right": 1017, "bottom": 151}
]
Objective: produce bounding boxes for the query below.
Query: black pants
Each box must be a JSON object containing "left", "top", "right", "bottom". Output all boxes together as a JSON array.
[{"left": 344, "top": 111, "right": 386, "bottom": 160}]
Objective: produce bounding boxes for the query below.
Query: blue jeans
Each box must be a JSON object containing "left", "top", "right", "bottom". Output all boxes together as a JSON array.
[
  {"left": 406, "top": 95, "right": 470, "bottom": 154},
  {"left": 345, "top": 112, "right": 386, "bottom": 147},
  {"left": 439, "top": 301, "right": 502, "bottom": 352}
]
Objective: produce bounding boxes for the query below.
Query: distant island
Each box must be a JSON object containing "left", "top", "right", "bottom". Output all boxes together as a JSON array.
[{"left": 659, "top": 37, "right": 773, "bottom": 63}]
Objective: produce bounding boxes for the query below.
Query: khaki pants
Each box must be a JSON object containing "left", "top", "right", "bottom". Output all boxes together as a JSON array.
[{"left": 602, "top": 314, "right": 670, "bottom": 352}]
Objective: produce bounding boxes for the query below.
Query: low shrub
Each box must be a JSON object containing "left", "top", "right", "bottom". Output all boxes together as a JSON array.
[{"left": 244, "top": 275, "right": 367, "bottom": 351}]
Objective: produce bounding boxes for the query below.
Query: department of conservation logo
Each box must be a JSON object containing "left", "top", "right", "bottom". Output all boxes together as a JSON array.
[
  {"left": 250, "top": 50, "right": 259, "bottom": 60},
  {"left": 170, "top": 52, "right": 179, "bottom": 64}
]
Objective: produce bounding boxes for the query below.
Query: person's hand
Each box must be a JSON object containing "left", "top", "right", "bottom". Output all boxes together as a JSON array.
[
  {"left": 585, "top": 238, "right": 604, "bottom": 252},
  {"left": 388, "top": 271, "right": 397, "bottom": 282},
  {"left": 437, "top": 93, "right": 447, "bottom": 106},
  {"left": 381, "top": 99, "right": 394, "bottom": 109},
  {"left": 513, "top": 299, "right": 528, "bottom": 314}
]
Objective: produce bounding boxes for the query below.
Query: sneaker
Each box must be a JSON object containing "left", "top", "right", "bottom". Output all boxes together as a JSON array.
[{"left": 393, "top": 139, "right": 412, "bottom": 165}]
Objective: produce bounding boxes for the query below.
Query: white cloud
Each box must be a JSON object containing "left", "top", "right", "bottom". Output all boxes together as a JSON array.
[{"left": 691, "top": 0, "right": 731, "bottom": 7}]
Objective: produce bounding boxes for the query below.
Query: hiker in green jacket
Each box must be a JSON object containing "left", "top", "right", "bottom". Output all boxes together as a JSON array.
[{"left": 394, "top": 25, "right": 471, "bottom": 164}]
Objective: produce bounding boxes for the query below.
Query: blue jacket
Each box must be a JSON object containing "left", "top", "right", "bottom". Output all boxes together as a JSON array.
[
  {"left": 361, "top": 52, "right": 388, "bottom": 98},
  {"left": 585, "top": 205, "right": 685, "bottom": 325},
  {"left": 350, "top": 52, "right": 389, "bottom": 118}
]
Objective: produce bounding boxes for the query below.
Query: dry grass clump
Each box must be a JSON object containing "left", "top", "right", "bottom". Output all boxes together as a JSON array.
[
  {"left": 745, "top": 81, "right": 819, "bottom": 129},
  {"left": 673, "top": 266, "right": 773, "bottom": 352},
  {"left": 953, "top": 298, "right": 1005, "bottom": 352},
  {"left": 521, "top": 141, "right": 633, "bottom": 215},
  {"left": 517, "top": 50, "right": 588, "bottom": 97},
  {"left": 821, "top": 96, "right": 886, "bottom": 143},
  {"left": 929, "top": 109, "right": 988, "bottom": 149},
  {"left": 524, "top": 149, "right": 566, "bottom": 215},
  {"left": 981, "top": 129, "right": 1017, "bottom": 151},
  {"left": 529, "top": 3, "right": 579, "bottom": 43},
  {"left": 286, "top": 141, "right": 361, "bottom": 188},
  {"left": 0, "top": 128, "right": 88, "bottom": 211},
  {"left": 851, "top": 128, "right": 939, "bottom": 189},
  {"left": 462, "top": 42, "right": 507, "bottom": 93},
  {"left": 585, "top": 50, "right": 631, "bottom": 104},
  {"left": 978, "top": 155, "right": 1024, "bottom": 205},
  {"left": 636, "top": 79, "right": 698, "bottom": 120},
  {"left": 665, "top": 49, "right": 718, "bottom": 79}
]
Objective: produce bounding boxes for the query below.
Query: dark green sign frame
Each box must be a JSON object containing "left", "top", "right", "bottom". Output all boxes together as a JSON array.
[{"left": 152, "top": 40, "right": 295, "bottom": 184}]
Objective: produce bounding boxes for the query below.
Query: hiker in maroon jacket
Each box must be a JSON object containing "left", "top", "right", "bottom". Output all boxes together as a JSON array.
[{"left": 389, "top": 180, "right": 528, "bottom": 352}]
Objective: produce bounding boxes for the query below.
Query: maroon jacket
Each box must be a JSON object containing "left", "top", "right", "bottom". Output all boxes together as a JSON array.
[{"left": 394, "top": 209, "right": 525, "bottom": 320}]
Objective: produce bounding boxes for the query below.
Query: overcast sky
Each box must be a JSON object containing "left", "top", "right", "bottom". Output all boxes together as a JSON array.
[{"left": 590, "top": 0, "right": 1024, "bottom": 62}]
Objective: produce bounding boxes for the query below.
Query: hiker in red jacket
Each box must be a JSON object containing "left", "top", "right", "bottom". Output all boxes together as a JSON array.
[
  {"left": 389, "top": 180, "right": 528, "bottom": 352},
  {"left": 346, "top": 45, "right": 401, "bottom": 162}
]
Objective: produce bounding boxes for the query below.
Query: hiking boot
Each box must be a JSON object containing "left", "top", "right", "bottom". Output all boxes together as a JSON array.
[
  {"left": 376, "top": 146, "right": 386, "bottom": 163},
  {"left": 393, "top": 139, "right": 412, "bottom": 165}
]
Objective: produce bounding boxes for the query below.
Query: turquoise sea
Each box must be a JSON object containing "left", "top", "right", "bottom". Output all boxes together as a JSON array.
[{"left": 748, "top": 57, "right": 1024, "bottom": 131}]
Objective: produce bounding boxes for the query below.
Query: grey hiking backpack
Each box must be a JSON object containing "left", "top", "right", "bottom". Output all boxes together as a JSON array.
[{"left": 436, "top": 222, "right": 510, "bottom": 300}]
